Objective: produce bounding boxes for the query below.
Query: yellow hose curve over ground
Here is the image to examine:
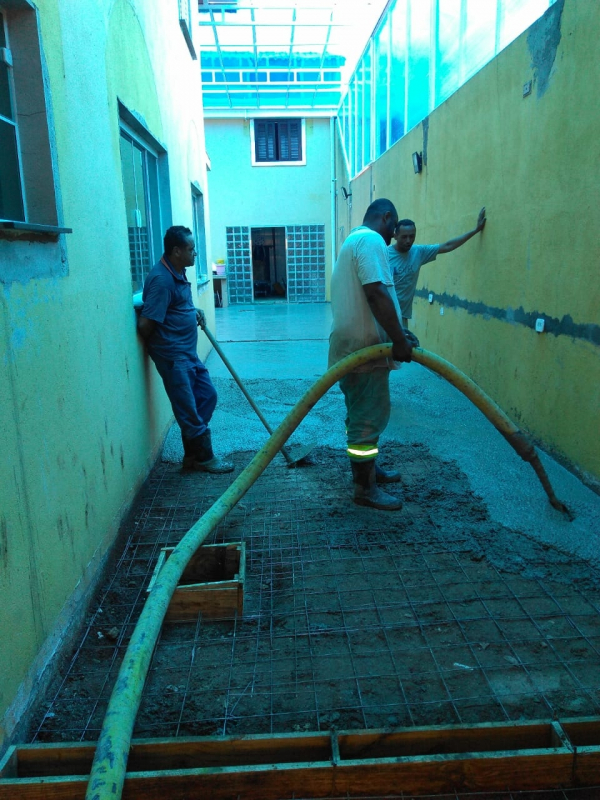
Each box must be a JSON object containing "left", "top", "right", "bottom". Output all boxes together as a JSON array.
[{"left": 85, "top": 344, "right": 570, "bottom": 800}]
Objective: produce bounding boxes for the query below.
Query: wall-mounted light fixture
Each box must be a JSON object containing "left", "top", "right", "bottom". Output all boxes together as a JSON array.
[
  {"left": 412, "top": 152, "right": 423, "bottom": 174},
  {"left": 341, "top": 186, "right": 352, "bottom": 199}
]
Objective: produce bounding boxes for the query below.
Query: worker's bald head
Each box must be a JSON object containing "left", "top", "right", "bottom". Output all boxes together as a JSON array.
[{"left": 363, "top": 199, "right": 398, "bottom": 245}]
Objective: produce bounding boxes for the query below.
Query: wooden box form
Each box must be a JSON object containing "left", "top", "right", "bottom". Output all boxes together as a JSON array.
[{"left": 147, "top": 542, "right": 245, "bottom": 622}]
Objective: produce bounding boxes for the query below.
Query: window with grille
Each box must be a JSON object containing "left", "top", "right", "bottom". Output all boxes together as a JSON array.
[
  {"left": 118, "top": 105, "right": 171, "bottom": 292},
  {"left": 252, "top": 119, "right": 304, "bottom": 164}
]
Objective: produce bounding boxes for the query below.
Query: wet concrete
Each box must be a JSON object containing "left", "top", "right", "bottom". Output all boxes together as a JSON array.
[{"left": 162, "top": 302, "right": 600, "bottom": 569}]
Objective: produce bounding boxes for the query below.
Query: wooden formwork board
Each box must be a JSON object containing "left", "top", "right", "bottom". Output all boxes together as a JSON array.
[
  {"left": 147, "top": 541, "right": 245, "bottom": 621},
  {"left": 1, "top": 717, "right": 599, "bottom": 799}
]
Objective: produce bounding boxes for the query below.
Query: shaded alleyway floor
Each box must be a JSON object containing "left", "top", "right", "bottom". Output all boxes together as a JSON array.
[{"left": 27, "top": 305, "right": 600, "bottom": 782}]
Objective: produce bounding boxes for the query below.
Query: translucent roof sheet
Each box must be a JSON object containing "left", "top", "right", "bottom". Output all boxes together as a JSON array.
[
  {"left": 199, "top": 1, "right": 389, "bottom": 116},
  {"left": 338, "top": 0, "right": 557, "bottom": 178}
]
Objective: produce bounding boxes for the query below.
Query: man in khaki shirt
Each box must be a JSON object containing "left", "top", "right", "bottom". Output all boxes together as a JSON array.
[{"left": 329, "top": 199, "right": 413, "bottom": 511}]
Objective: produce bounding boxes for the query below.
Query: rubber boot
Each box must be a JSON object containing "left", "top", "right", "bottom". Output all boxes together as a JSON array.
[
  {"left": 183, "top": 429, "right": 234, "bottom": 474},
  {"left": 351, "top": 460, "right": 403, "bottom": 511},
  {"left": 375, "top": 462, "right": 402, "bottom": 484},
  {"left": 182, "top": 435, "right": 195, "bottom": 470}
]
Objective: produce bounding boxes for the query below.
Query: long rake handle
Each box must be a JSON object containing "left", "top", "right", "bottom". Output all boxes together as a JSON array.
[{"left": 202, "top": 324, "right": 295, "bottom": 465}]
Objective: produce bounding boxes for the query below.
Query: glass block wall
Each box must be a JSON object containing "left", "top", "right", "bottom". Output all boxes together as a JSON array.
[
  {"left": 286, "top": 224, "right": 326, "bottom": 303},
  {"left": 224, "top": 225, "right": 326, "bottom": 304},
  {"left": 339, "top": 0, "right": 557, "bottom": 178},
  {"left": 225, "top": 226, "right": 252, "bottom": 304}
]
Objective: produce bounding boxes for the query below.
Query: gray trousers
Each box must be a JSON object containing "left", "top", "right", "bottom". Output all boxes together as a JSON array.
[{"left": 339, "top": 369, "right": 391, "bottom": 461}]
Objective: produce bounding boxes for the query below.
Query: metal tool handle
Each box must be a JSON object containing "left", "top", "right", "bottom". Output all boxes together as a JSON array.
[{"left": 201, "top": 324, "right": 295, "bottom": 465}]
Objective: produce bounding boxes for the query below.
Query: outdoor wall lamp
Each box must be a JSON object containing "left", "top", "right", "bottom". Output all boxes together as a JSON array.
[
  {"left": 341, "top": 186, "right": 352, "bottom": 199},
  {"left": 412, "top": 151, "right": 423, "bottom": 174}
]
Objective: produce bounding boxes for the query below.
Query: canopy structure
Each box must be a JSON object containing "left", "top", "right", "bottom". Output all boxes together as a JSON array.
[
  {"left": 198, "top": 1, "right": 388, "bottom": 116},
  {"left": 198, "top": 0, "right": 558, "bottom": 168}
]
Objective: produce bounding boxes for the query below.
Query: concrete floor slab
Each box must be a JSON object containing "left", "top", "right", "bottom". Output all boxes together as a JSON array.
[{"left": 164, "top": 303, "right": 600, "bottom": 570}]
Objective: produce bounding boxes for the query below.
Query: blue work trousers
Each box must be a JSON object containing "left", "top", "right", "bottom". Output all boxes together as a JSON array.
[{"left": 151, "top": 354, "right": 217, "bottom": 441}]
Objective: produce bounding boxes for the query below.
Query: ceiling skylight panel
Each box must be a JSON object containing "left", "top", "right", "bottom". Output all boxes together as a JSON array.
[
  {"left": 217, "top": 25, "right": 255, "bottom": 47},
  {"left": 197, "top": 24, "right": 217, "bottom": 46},
  {"left": 253, "top": 7, "right": 293, "bottom": 23},
  {"left": 499, "top": 0, "right": 553, "bottom": 48},
  {"left": 292, "top": 24, "right": 329, "bottom": 46},
  {"left": 294, "top": 8, "right": 332, "bottom": 25},
  {"left": 254, "top": 24, "right": 292, "bottom": 46}
]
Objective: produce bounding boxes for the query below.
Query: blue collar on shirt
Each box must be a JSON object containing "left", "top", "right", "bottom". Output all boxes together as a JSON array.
[{"left": 161, "top": 255, "right": 191, "bottom": 284}]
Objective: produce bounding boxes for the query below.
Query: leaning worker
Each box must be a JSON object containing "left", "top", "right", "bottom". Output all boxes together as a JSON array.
[
  {"left": 137, "top": 225, "right": 233, "bottom": 474},
  {"left": 329, "top": 199, "right": 413, "bottom": 511},
  {"left": 390, "top": 208, "right": 486, "bottom": 327}
]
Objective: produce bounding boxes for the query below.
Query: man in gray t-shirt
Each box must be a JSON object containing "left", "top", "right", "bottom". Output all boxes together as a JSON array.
[{"left": 389, "top": 208, "right": 486, "bottom": 327}]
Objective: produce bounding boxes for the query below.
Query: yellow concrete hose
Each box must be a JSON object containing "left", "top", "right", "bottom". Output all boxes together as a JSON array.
[
  {"left": 85, "top": 344, "right": 570, "bottom": 800},
  {"left": 411, "top": 348, "right": 572, "bottom": 519}
]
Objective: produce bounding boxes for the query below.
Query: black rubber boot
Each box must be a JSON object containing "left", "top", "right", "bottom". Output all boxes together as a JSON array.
[
  {"left": 351, "top": 460, "right": 403, "bottom": 510},
  {"left": 183, "top": 430, "right": 234, "bottom": 474},
  {"left": 181, "top": 435, "right": 197, "bottom": 471},
  {"left": 375, "top": 462, "right": 402, "bottom": 484}
]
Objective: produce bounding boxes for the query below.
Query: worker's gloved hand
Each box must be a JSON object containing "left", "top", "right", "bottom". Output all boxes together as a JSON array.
[
  {"left": 392, "top": 338, "right": 412, "bottom": 363},
  {"left": 196, "top": 308, "right": 206, "bottom": 329},
  {"left": 402, "top": 328, "right": 420, "bottom": 348}
]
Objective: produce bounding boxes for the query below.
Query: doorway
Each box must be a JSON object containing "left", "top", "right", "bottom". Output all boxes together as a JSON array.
[{"left": 251, "top": 227, "right": 287, "bottom": 301}]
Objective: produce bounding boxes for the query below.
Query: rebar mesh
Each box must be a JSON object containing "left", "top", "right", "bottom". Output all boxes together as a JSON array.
[{"left": 30, "top": 445, "right": 600, "bottom": 753}]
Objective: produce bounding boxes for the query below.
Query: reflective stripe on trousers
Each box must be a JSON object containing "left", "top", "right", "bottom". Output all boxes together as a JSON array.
[
  {"left": 347, "top": 443, "right": 379, "bottom": 462},
  {"left": 340, "top": 368, "right": 391, "bottom": 460}
]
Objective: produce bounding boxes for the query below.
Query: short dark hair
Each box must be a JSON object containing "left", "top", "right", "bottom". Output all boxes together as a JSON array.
[
  {"left": 395, "top": 219, "right": 416, "bottom": 230},
  {"left": 363, "top": 198, "right": 398, "bottom": 222},
  {"left": 164, "top": 226, "right": 193, "bottom": 256}
]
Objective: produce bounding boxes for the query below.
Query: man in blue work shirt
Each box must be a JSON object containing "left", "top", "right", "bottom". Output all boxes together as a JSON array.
[
  {"left": 389, "top": 208, "right": 486, "bottom": 328},
  {"left": 138, "top": 226, "right": 233, "bottom": 473}
]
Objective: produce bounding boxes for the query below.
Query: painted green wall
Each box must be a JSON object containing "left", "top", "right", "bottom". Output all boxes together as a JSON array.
[
  {"left": 343, "top": 0, "right": 600, "bottom": 484},
  {"left": 0, "top": 0, "right": 211, "bottom": 749}
]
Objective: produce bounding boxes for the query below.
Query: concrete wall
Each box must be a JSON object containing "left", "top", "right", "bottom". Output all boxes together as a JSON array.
[
  {"left": 342, "top": 0, "right": 600, "bottom": 485},
  {"left": 205, "top": 117, "right": 334, "bottom": 299},
  {"left": 0, "top": 0, "right": 211, "bottom": 750}
]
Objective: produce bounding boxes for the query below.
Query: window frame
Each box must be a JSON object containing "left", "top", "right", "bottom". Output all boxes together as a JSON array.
[
  {"left": 0, "top": 8, "right": 26, "bottom": 222},
  {"left": 118, "top": 104, "right": 172, "bottom": 291},
  {"left": 0, "top": 2, "right": 68, "bottom": 237},
  {"left": 178, "top": 0, "right": 197, "bottom": 60},
  {"left": 250, "top": 118, "right": 306, "bottom": 167},
  {"left": 191, "top": 183, "right": 209, "bottom": 286}
]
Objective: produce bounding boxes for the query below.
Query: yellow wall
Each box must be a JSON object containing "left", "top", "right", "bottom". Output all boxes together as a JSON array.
[
  {"left": 343, "top": 0, "right": 600, "bottom": 484},
  {"left": 0, "top": 0, "right": 211, "bottom": 749}
]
